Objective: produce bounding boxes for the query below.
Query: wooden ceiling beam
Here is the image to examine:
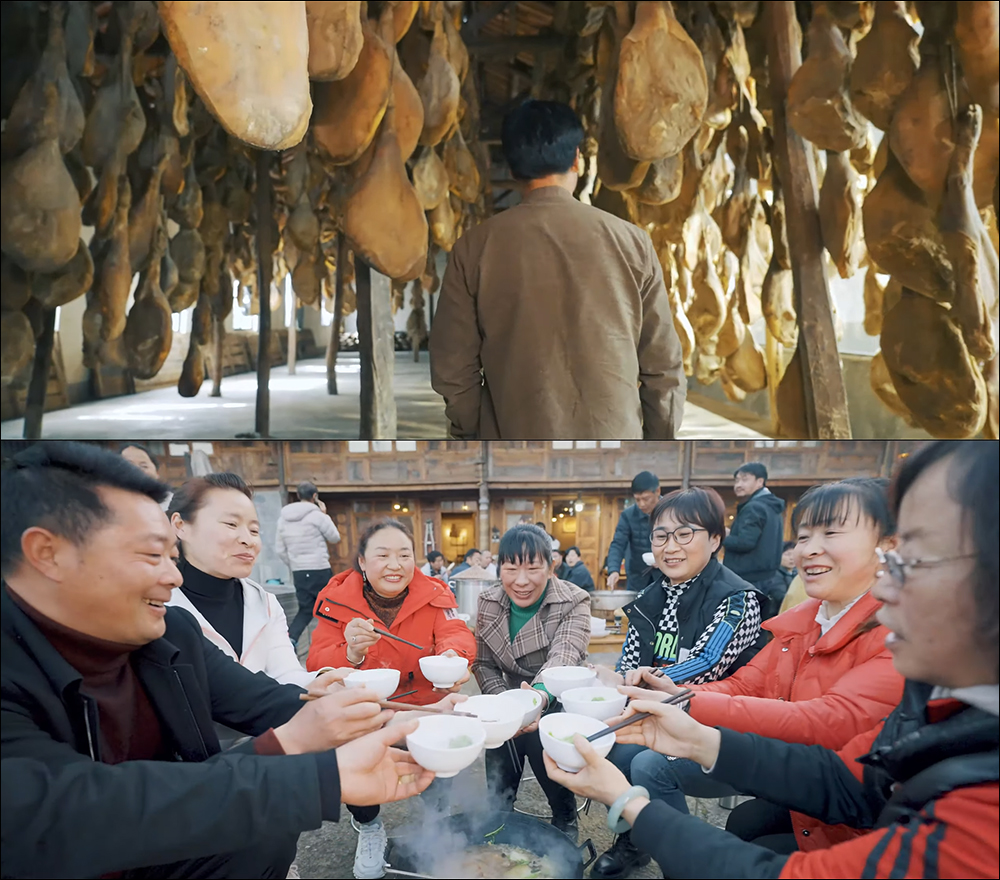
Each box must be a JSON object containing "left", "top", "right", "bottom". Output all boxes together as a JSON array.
[
  {"left": 466, "top": 34, "right": 564, "bottom": 57},
  {"left": 461, "top": 0, "right": 519, "bottom": 41}
]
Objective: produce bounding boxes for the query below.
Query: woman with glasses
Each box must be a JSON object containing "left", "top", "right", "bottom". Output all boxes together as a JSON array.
[
  {"left": 545, "top": 440, "right": 999, "bottom": 880},
  {"left": 600, "top": 478, "right": 905, "bottom": 867},
  {"left": 591, "top": 487, "right": 766, "bottom": 878}
]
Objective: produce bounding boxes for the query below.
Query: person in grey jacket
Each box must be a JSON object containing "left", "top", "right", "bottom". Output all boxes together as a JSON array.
[
  {"left": 723, "top": 463, "right": 787, "bottom": 619},
  {"left": 276, "top": 482, "right": 341, "bottom": 644},
  {"left": 604, "top": 472, "right": 661, "bottom": 592}
]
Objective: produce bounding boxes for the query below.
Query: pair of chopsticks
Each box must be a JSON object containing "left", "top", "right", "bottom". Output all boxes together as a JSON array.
[
  {"left": 298, "top": 688, "right": 476, "bottom": 717},
  {"left": 299, "top": 687, "right": 417, "bottom": 703},
  {"left": 370, "top": 626, "right": 424, "bottom": 650},
  {"left": 585, "top": 688, "right": 695, "bottom": 742}
]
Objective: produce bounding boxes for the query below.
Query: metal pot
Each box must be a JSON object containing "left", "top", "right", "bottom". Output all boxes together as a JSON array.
[
  {"left": 588, "top": 589, "right": 638, "bottom": 612},
  {"left": 386, "top": 810, "right": 596, "bottom": 879},
  {"left": 448, "top": 576, "right": 498, "bottom": 624}
]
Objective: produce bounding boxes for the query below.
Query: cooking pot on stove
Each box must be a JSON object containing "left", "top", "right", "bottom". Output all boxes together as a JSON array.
[{"left": 385, "top": 810, "right": 596, "bottom": 878}]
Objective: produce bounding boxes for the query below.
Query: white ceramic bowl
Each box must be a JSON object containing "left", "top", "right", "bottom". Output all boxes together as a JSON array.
[
  {"left": 540, "top": 665, "right": 598, "bottom": 697},
  {"left": 418, "top": 654, "right": 469, "bottom": 689},
  {"left": 461, "top": 694, "right": 523, "bottom": 748},
  {"left": 406, "top": 714, "right": 486, "bottom": 778},
  {"left": 559, "top": 686, "right": 628, "bottom": 722},
  {"left": 538, "top": 712, "right": 616, "bottom": 773},
  {"left": 590, "top": 616, "right": 607, "bottom": 636},
  {"left": 502, "top": 688, "right": 544, "bottom": 728},
  {"left": 344, "top": 668, "right": 400, "bottom": 700}
]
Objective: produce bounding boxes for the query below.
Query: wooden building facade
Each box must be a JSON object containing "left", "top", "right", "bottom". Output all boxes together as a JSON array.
[{"left": 92, "top": 439, "right": 922, "bottom": 587}]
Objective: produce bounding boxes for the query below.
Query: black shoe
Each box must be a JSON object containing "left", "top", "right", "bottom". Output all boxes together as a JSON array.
[
  {"left": 552, "top": 813, "right": 579, "bottom": 843},
  {"left": 590, "top": 832, "right": 651, "bottom": 879}
]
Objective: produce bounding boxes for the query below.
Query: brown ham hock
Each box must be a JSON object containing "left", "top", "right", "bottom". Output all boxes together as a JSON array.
[
  {"left": 159, "top": 1, "right": 311, "bottom": 150},
  {"left": 787, "top": 3, "right": 867, "bottom": 152},
  {"left": 938, "top": 105, "right": 998, "bottom": 364},
  {"left": 313, "top": 16, "right": 392, "bottom": 165},
  {"left": 343, "top": 97, "right": 428, "bottom": 280},
  {"left": 848, "top": 0, "right": 919, "bottom": 132},
  {"left": 881, "top": 290, "right": 988, "bottom": 438},
  {"left": 417, "top": 8, "right": 460, "bottom": 147},
  {"left": 954, "top": 1, "right": 1000, "bottom": 118},
  {"left": 124, "top": 207, "right": 173, "bottom": 379},
  {"left": 412, "top": 146, "right": 449, "bottom": 210},
  {"left": 819, "top": 150, "right": 862, "bottom": 279},
  {"left": 305, "top": 1, "right": 364, "bottom": 82},
  {"left": 613, "top": 0, "right": 708, "bottom": 163}
]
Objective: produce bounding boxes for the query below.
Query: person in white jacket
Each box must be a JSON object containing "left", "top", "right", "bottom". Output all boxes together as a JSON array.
[
  {"left": 166, "top": 472, "right": 317, "bottom": 691},
  {"left": 276, "top": 481, "right": 341, "bottom": 645}
]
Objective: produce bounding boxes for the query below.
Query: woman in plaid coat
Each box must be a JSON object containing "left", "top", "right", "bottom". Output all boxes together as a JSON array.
[{"left": 473, "top": 524, "right": 592, "bottom": 839}]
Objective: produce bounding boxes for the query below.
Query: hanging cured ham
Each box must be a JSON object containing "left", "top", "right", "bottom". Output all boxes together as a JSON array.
[
  {"left": 417, "top": 10, "right": 460, "bottom": 146},
  {"left": 613, "top": 0, "right": 708, "bottom": 162},
  {"left": 343, "top": 100, "right": 428, "bottom": 280},
  {"left": 124, "top": 208, "right": 173, "bottom": 379},
  {"left": 954, "top": 1, "right": 999, "bottom": 118},
  {"left": 787, "top": 3, "right": 867, "bottom": 152},
  {"left": 305, "top": 1, "right": 364, "bottom": 82},
  {"left": 159, "top": 1, "right": 311, "bottom": 150},
  {"left": 412, "top": 146, "right": 449, "bottom": 210},
  {"left": 819, "top": 150, "right": 862, "bottom": 278},
  {"left": 848, "top": 0, "right": 919, "bottom": 132},
  {"left": 313, "top": 16, "right": 392, "bottom": 164},
  {"left": 881, "top": 289, "right": 987, "bottom": 438},
  {"left": 938, "top": 106, "right": 998, "bottom": 363}
]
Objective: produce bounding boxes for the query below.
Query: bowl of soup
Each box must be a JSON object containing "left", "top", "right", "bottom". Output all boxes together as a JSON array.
[
  {"left": 406, "top": 715, "right": 486, "bottom": 778},
  {"left": 502, "top": 688, "right": 544, "bottom": 728},
  {"left": 539, "top": 712, "right": 615, "bottom": 773},
  {"left": 559, "top": 686, "right": 627, "bottom": 721},
  {"left": 344, "top": 668, "right": 400, "bottom": 700},
  {"left": 419, "top": 654, "right": 469, "bottom": 689},
  {"left": 461, "top": 694, "right": 523, "bottom": 748},
  {"left": 540, "top": 665, "right": 597, "bottom": 697}
]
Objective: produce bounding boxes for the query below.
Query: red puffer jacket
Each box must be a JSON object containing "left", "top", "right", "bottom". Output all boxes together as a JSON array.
[
  {"left": 689, "top": 590, "right": 904, "bottom": 850},
  {"left": 305, "top": 569, "right": 476, "bottom": 705}
]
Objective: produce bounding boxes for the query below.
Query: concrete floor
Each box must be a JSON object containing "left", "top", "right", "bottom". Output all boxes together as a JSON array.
[
  {"left": 2, "top": 353, "right": 765, "bottom": 440},
  {"left": 281, "top": 605, "right": 736, "bottom": 880}
]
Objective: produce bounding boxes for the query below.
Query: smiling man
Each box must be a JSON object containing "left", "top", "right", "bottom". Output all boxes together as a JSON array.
[{"left": 0, "top": 442, "right": 434, "bottom": 879}]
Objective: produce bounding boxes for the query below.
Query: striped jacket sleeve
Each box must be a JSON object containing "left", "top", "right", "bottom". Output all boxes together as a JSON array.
[{"left": 664, "top": 590, "right": 761, "bottom": 684}]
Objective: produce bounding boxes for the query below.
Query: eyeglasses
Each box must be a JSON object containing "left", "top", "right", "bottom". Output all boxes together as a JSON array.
[
  {"left": 875, "top": 547, "right": 976, "bottom": 587},
  {"left": 651, "top": 526, "right": 706, "bottom": 547}
]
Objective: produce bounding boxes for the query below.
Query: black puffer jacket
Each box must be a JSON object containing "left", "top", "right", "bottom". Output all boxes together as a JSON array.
[{"left": 723, "top": 488, "right": 786, "bottom": 585}]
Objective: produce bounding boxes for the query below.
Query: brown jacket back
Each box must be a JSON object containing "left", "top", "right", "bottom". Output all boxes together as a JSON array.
[{"left": 429, "top": 186, "right": 686, "bottom": 439}]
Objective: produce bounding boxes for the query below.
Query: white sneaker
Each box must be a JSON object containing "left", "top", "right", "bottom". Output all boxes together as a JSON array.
[{"left": 352, "top": 817, "right": 388, "bottom": 879}]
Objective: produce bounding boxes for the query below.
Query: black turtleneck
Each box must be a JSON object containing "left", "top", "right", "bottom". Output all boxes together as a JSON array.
[{"left": 179, "top": 561, "right": 245, "bottom": 657}]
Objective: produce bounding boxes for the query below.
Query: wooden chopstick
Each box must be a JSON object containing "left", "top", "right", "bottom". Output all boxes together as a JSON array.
[
  {"left": 585, "top": 689, "right": 695, "bottom": 742},
  {"left": 371, "top": 626, "right": 424, "bottom": 650},
  {"left": 299, "top": 687, "right": 418, "bottom": 703},
  {"left": 298, "top": 691, "right": 475, "bottom": 717}
]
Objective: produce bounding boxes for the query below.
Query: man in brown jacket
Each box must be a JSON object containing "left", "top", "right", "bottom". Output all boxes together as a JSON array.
[{"left": 429, "top": 100, "right": 686, "bottom": 439}]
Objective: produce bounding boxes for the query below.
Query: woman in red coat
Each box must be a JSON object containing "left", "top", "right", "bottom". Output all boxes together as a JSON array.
[
  {"left": 306, "top": 518, "right": 476, "bottom": 880},
  {"left": 594, "top": 478, "right": 904, "bottom": 877}
]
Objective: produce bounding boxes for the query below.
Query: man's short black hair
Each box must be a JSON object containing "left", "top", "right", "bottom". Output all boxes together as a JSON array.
[
  {"left": 297, "top": 481, "right": 318, "bottom": 501},
  {"left": 464, "top": 548, "right": 481, "bottom": 561},
  {"left": 735, "top": 462, "right": 768, "bottom": 483},
  {"left": 782, "top": 540, "right": 796, "bottom": 553},
  {"left": 501, "top": 100, "right": 585, "bottom": 181},
  {"left": 565, "top": 545, "right": 582, "bottom": 558},
  {"left": 2, "top": 441, "right": 171, "bottom": 578},
  {"left": 497, "top": 524, "right": 553, "bottom": 568},
  {"left": 119, "top": 442, "right": 159, "bottom": 470},
  {"left": 427, "top": 550, "right": 444, "bottom": 563},
  {"left": 631, "top": 471, "right": 659, "bottom": 494}
]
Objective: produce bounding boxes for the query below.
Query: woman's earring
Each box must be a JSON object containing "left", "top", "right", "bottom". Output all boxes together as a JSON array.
[{"left": 361, "top": 571, "right": 371, "bottom": 589}]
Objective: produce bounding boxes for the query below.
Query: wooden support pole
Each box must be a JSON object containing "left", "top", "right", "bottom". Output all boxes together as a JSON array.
[
  {"left": 210, "top": 317, "right": 224, "bottom": 397},
  {"left": 22, "top": 308, "right": 56, "bottom": 440},
  {"left": 287, "top": 288, "right": 298, "bottom": 376},
  {"left": 276, "top": 440, "right": 289, "bottom": 505},
  {"left": 255, "top": 150, "right": 274, "bottom": 437},
  {"left": 680, "top": 441, "right": 693, "bottom": 489},
  {"left": 356, "top": 259, "right": 397, "bottom": 438},
  {"left": 327, "top": 232, "right": 347, "bottom": 395},
  {"left": 766, "top": 2, "right": 852, "bottom": 439}
]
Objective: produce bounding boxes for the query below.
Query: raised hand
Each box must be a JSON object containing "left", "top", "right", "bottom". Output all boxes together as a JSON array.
[
  {"left": 587, "top": 663, "right": 624, "bottom": 688},
  {"left": 345, "top": 617, "right": 380, "bottom": 664},
  {"left": 274, "top": 686, "right": 388, "bottom": 753},
  {"left": 610, "top": 699, "right": 721, "bottom": 769},
  {"left": 304, "top": 667, "right": 354, "bottom": 698},
  {"left": 618, "top": 668, "right": 684, "bottom": 697},
  {"left": 542, "top": 735, "right": 632, "bottom": 807},
  {"left": 337, "top": 722, "right": 436, "bottom": 806}
]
